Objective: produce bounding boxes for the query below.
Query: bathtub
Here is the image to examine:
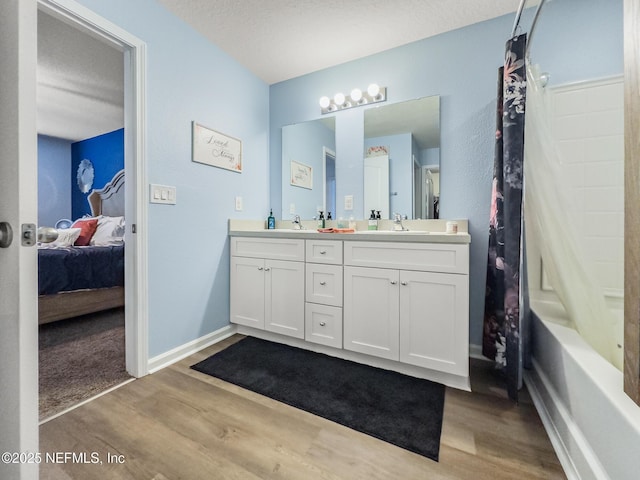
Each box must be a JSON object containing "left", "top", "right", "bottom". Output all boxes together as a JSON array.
[{"left": 525, "top": 300, "right": 640, "bottom": 480}]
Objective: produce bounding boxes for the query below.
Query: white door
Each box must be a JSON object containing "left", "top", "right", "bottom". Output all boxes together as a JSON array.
[
  {"left": 230, "top": 256, "right": 265, "bottom": 329},
  {"left": 399, "top": 270, "right": 469, "bottom": 375},
  {"left": 364, "top": 154, "right": 389, "bottom": 219},
  {"left": 343, "top": 266, "right": 399, "bottom": 360},
  {"left": 265, "top": 259, "right": 305, "bottom": 339},
  {"left": 0, "top": 1, "right": 39, "bottom": 479}
]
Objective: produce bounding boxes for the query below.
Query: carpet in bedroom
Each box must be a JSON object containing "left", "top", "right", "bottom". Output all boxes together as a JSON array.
[
  {"left": 39, "top": 307, "right": 132, "bottom": 421},
  {"left": 191, "top": 336, "right": 446, "bottom": 461}
]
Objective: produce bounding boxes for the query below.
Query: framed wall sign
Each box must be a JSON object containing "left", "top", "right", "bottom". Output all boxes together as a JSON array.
[
  {"left": 290, "top": 160, "right": 312, "bottom": 189},
  {"left": 192, "top": 121, "right": 242, "bottom": 172}
]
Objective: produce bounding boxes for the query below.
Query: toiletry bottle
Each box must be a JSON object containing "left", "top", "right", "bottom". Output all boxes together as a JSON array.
[
  {"left": 317, "top": 211, "right": 325, "bottom": 229},
  {"left": 348, "top": 216, "right": 356, "bottom": 230},
  {"left": 368, "top": 210, "right": 377, "bottom": 230},
  {"left": 267, "top": 209, "right": 275, "bottom": 229}
]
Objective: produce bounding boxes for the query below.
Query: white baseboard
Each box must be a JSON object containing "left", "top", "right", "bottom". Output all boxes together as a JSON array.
[
  {"left": 524, "top": 359, "right": 609, "bottom": 480},
  {"left": 147, "top": 324, "right": 237, "bottom": 374}
]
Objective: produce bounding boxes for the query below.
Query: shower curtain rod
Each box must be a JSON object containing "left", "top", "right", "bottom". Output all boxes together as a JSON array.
[
  {"left": 511, "top": 0, "right": 548, "bottom": 56},
  {"left": 525, "top": 0, "right": 548, "bottom": 58}
]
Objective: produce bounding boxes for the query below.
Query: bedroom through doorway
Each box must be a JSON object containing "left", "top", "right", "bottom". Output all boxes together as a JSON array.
[{"left": 36, "top": 8, "right": 131, "bottom": 421}]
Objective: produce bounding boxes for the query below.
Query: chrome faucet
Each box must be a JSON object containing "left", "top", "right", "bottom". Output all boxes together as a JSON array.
[
  {"left": 292, "top": 215, "right": 304, "bottom": 230},
  {"left": 393, "top": 213, "right": 408, "bottom": 231}
]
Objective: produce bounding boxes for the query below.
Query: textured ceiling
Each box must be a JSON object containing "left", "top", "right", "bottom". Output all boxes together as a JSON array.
[
  {"left": 156, "top": 0, "right": 522, "bottom": 84},
  {"left": 37, "top": 11, "right": 124, "bottom": 142}
]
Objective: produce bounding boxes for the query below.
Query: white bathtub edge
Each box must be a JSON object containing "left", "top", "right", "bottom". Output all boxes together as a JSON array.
[
  {"left": 528, "top": 308, "right": 640, "bottom": 480},
  {"left": 524, "top": 359, "right": 608, "bottom": 480}
]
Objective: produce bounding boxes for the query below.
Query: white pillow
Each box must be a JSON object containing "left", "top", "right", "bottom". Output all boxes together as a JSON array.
[
  {"left": 90, "top": 216, "right": 125, "bottom": 245},
  {"left": 39, "top": 228, "right": 81, "bottom": 248}
]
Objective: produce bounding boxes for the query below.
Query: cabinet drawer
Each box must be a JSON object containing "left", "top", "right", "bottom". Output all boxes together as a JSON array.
[
  {"left": 305, "top": 303, "right": 343, "bottom": 349},
  {"left": 231, "top": 236, "right": 304, "bottom": 261},
  {"left": 305, "top": 239, "right": 342, "bottom": 264},
  {"left": 306, "top": 264, "right": 343, "bottom": 307},
  {"left": 343, "top": 241, "right": 468, "bottom": 274}
]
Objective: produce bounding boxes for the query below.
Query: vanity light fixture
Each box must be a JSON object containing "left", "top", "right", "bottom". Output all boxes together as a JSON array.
[{"left": 319, "top": 83, "right": 387, "bottom": 114}]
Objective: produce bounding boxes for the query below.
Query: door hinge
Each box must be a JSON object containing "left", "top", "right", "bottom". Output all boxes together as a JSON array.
[{"left": 132, "top": 224, "right": 137, "bottom": 234}]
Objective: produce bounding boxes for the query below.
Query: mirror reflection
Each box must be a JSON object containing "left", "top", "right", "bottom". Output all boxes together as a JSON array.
[
  {"left": 280, "top": 95, "right": 440, "bottom": 221},
  {"left": 281, "top": 117, "right": 335, "bottom": 220},
  {"left": 364, "top": 95, "right": 440, "bottom": 219}
]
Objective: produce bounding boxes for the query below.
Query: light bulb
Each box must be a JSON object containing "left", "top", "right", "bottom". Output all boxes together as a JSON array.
[
  {"left": 367, "top": 83, "right": 380, "bottom": 97},
  {"left": 334, "top": 92, "right": 345, "bottom": 106},
  {"left": 319, "top": 96, "right": 330, "bottom": 109},
  {"left": 350, "top": 88, "right": 362, "bottom": 102}
]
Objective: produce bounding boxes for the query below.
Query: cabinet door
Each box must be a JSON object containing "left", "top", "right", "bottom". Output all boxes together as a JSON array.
[
  {"left": 343, "top": 266, "right": 399, "bottom": 360},
  {"left": 399, "top": 270, "right": 469, "bottom": 375},
  {"left": 265, "top": 259, "right": 305, "bottom": 339},
  {"left": 230, "top": 256, "right": 265, "bottom": 329}
]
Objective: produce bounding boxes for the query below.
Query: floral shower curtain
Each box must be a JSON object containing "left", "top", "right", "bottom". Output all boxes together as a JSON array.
[{"left": 483, "top": 34, "right": 527, "bottom": 401}]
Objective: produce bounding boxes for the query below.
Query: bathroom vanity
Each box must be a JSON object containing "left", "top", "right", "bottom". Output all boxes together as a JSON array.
[{"left": 229, "top": 219, "right": 471, "bottom": 390}]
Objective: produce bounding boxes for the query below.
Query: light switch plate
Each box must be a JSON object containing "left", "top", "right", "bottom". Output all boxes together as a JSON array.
[
  {"left": 150, "top": 184, "right": 177, "bottom": 205},
  {"left": 289, "top": 203, "right": 296, "bottom": 214},
  {"left": 344, "top": 195, "right": 353, "bottom": 211},
  {"left": 235, "top": 196, "right": 243, "bottom": 211}
]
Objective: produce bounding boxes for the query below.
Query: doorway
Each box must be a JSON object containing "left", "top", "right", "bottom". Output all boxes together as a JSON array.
[{"left": 37, "top": 0, "right": 148, "bottom": 404}]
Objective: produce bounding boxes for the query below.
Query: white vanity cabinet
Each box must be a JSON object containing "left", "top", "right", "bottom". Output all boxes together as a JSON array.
[
  {"left": 229, "top": 226, "right": 471, "bottom": 390},
  {"left": 304, "top": 239, "right": 343, "bottom": 348},
  {"left": 230, "top": 237, "right": 305, "bottom": 339},
  {"left": 343, "top": 241, "right": 469, "bottom": 376}
]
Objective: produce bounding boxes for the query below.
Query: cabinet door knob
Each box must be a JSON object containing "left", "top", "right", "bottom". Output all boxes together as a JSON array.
[
  {"left": 319, "top": 322, "right": 326, "bottom": 327},
  {"left": 390, "top": 280, "right": 397, "bottom": 285},
  {"left": 401, "top": 281, "right": 408, "bottom": 286},
  {"left": 258, "top": 267, "right": 264, "bottom": 271},
  {"left": 319, "top": 281, "right": 326, "bottom": 285},
  {"left": 264, "top": 267, "right": 270, "bottom": 271},
  {"left": 319, "top": 250, "right": 327, "bottom": 254}
]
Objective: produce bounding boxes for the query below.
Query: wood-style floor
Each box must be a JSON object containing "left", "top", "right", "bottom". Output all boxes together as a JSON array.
[{"left": 39, "top": 335, "right": 566, "bottom": 479}]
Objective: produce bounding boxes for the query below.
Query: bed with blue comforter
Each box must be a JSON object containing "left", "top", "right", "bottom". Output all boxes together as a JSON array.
[{"left": 38, "top": 245, "right": 125, "bottom": 324}]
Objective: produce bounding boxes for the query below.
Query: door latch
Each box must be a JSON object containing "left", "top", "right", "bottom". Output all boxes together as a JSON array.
[{"left": 21, "top": 223, "right": 37, "bottom": 247}]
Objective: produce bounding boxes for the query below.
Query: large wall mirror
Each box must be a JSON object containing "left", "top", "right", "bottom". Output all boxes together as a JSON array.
[
  {"left": 281, "top": 117, "right": 336, "bottom": 220},
  {"left": 280, "top": 95, "right": 439, "bottom": 221},
  {"left": 364, "top": 95, "right": 440, "bottom": 219}
]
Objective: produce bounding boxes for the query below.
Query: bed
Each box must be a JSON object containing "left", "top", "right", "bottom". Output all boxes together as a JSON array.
[{"left": 38, "top": 169, "right": 126, "bottom": 324}]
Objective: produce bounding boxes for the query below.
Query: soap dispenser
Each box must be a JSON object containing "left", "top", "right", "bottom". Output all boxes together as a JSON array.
[
  {"left": 368, "top": 210, "right": 378, "bottom": 230},
  {"left": 267, "top": 209, "right": 275, "bottom": 229}
]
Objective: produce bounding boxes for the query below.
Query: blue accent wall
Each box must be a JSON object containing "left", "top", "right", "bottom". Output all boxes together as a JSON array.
[
  {"left": 71, "top": 129, "right": 124, "bottom": 219},
  {"left": 269, "top": 0, "right": 623, "bottom": 347},
  {"left": 38, "top": 135, "right": 72, "bottom": 227}
]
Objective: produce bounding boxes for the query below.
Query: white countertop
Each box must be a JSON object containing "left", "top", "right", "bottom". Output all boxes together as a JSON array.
[{"left": 229, "top": 219, "right": 471, "bottom": 244}]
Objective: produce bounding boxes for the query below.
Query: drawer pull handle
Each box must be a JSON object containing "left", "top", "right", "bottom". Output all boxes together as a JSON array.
[
  {"left": 258, "top": 267, "right": 264, "bottom": 271},
  {"left": 390, "top": 280, "right": 397, "bottom": 285},
  {"left": 319, "top": 322, "right": 326, "bottom": 327},
  {"left": 319, "top": 281, "right": 326, "bottom": 285},
  {"left": 401, "top": 281, "right": 408, "bottom": 286},
  {"left": 319, "top": 250, "right": 327, "bottom": 254}
]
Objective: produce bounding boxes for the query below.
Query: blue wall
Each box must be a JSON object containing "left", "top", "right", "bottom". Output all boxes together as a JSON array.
[
  {"left": 38, "top": 135, "right": 72, "bottom": 227},
  {"left": 269, "top": 0, "right": 623, "bottom": 346},
  {"left": 77, "top": 0, "right": 270, "bottom": 358},
  {"left": 71, "top": 129, "right": 124, "bottom": 219},
  {"left": 72, "top": 0, "right": 621, "bottom": 358}
]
